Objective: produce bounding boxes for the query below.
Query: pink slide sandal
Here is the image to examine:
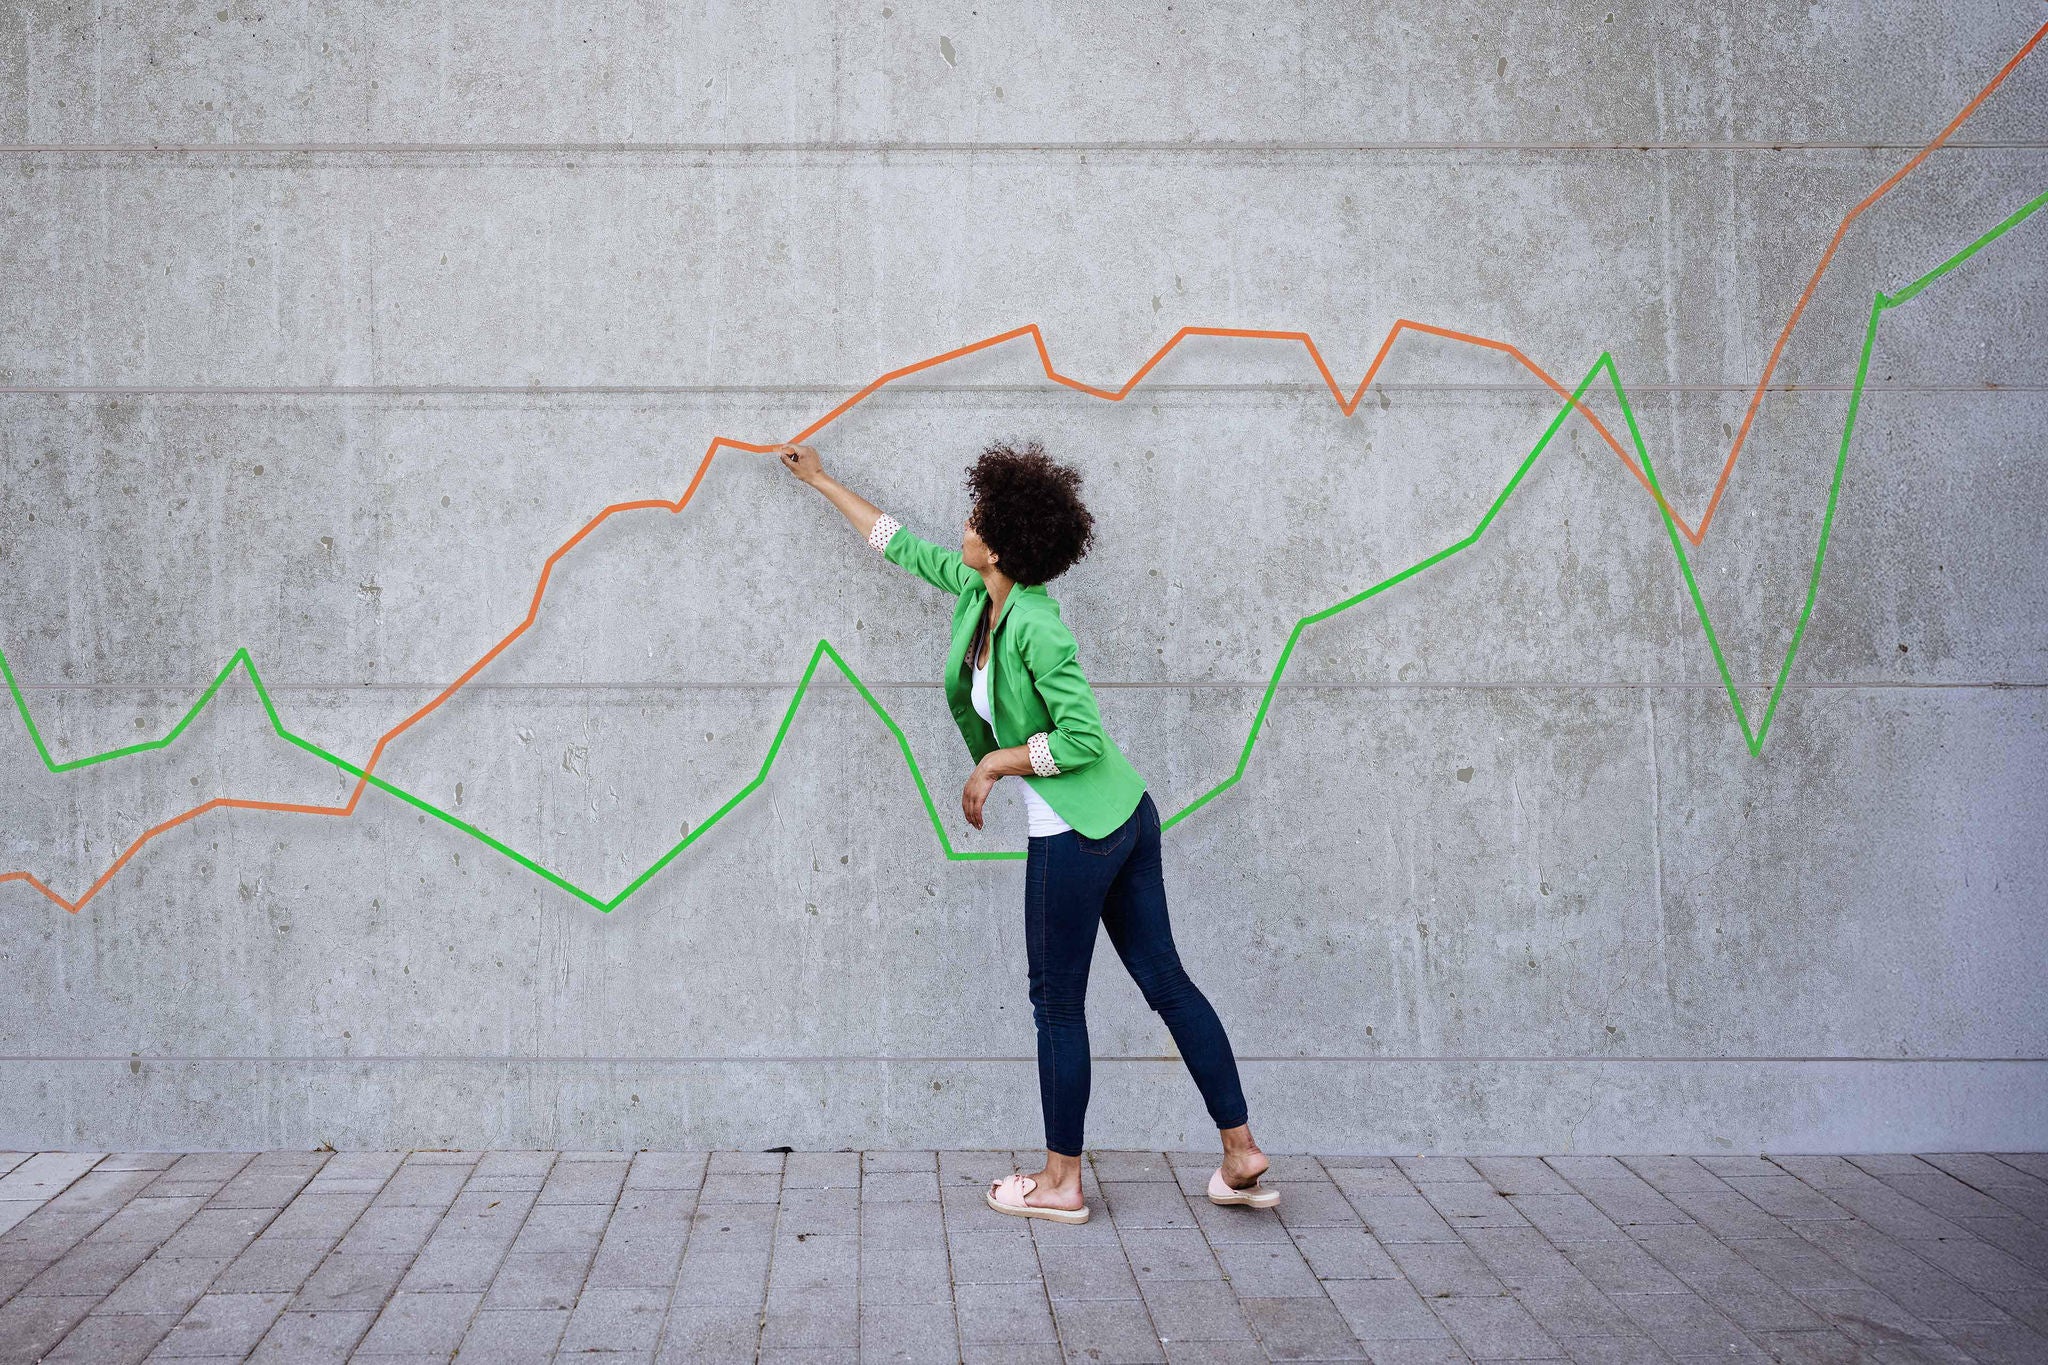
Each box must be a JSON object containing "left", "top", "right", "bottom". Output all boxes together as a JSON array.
[
  {"left": 986, "top": 1172, "right": 1091, "bottom": 1223},
  {"left": 1207, "top": 1165, "right": 1282, "bottom": 1208}
]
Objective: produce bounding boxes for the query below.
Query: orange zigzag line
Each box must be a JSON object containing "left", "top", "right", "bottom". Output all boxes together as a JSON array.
[{"left": 6, "top": 20, "right": 2043, "bottom": 914}]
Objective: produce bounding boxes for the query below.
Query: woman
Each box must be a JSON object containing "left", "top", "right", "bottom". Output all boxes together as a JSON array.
[{"left": 776, "top": 437, "right": 1280, "bottom": 1223}]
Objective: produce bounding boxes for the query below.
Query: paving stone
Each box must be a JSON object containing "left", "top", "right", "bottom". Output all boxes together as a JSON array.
[
  {"left": 1659, "top": 1189, "right": 1794, "bottom": 1241},
  {"left": 1189, "top": 1199, "right": 1295, "bottom": 1246},
  {"left": 1724, "top": 1236, "right": 1866, "bottom": 1291},
  {"left": 1507, "top": 1273, "right": 1640, "bottom": 1337},
  {"left": 45, "top": 1170, "right": 161, "bottom": 1215},
  {"left": 586, "top": 1227, "right": 691, "bottom": 1290},
  {"left": 96, "top": 1156, "right": 181, "bottom": 1173},
  {"left": 1567, "top": 1179, "right": 1695, "bottom": 1228},
  {"left": 0, "top": 1155, "right": 108, "bottom": 1202},
  {"left": 213, "top": 1236, "right": 340, "bottom": 1294},
  {"left": 780, "top": 1151, "right": 857, "bottom": 1189},
  {"left": 1397, "top": 1158, "right": 1484, "bottom": 1185},
  {"left": 1821, "top": 1184, "right": 1970, "bottom": 1241},
  {"left": 332, "top": 1204, "right": 442, "bottom": 1257},
  {"left": 481, "top": 1249, "right": 594, "bottom": 1310},
  {"left": 371, "top": 1163, "right": 471, "bottom": 1209},
  {"left": 777, "top": 1185, "right": 860, "bottom": 1237},
  {"left": 1681, "top": 1268, "right": 1830, "bottom": 1332},
  {"left": 539, "top": 1158, "right": 632, "bottom": 1206},
  {"left": 1212, "top": 1242, "right": 1322, "bottom": 1298},
  {"left": 1961, "top": 1218, "right": 2048, "bottom": 1275},
  {"left": 94, "top": 1254, "right": 235, "bottom": 1316},
  {"left": 1460, "top": 1228, "right": 1581, "bottom": 1288},
  {"left": 244, "top": 1307, "right": 375, "bottom": 1363},
  {"left": 1431, "top": 1292, "right": 1566, "bottom": 1360},
  {"left": 1152, "top": 1343, "right": 1268, "bottom": 1364},
  {"left": 1421, "top": 1181, "right": 1531, "bottom": 1231},
  {"left": 1905, "top": 1232, "right": 2048, "bottom": 1291},
  {"left": 434, "top": 1186, "right": 538, "bottom": 1239},
  {"left": 1101, "top": 1181, "right": 1201, "bottom": 1230},
  {"left": 1268, "top": 1180, "right": 1365, "bottom": 1228},
  {"left": 260, "top": 1191, "right": 374, "bottom": 1239},
  {"left": 302, "top": 1152, "right": 404, "bottom": 1193},
  {"left": 398, "top": 1236, "right": 509, "bottom": 1293},
  {"left": 559, "top": 1284, "right": 668, "bottom": 1352},
  {"left": 510, "top": 1200, "right": 612, "bottom": 1256},
  {"left": 1096, "top": 1151, "right": 1180, "bottom": 1182},
  {"left": 1717, "top": 1177, "right": 1851, "bottom": 1221},
  {"left": 1387, "top": 1241, "right": 1508, "bottom": 1298},
  {"left": 948, "top": 1230, "right": 1047, "bottom": 1285},
  {"left": 290, "top": 1251, "right": 412, "bottom": 1312},
  {"left": 1122, "top": 1227, "right": 1224, "bottom": 1282},
  {"left": 1927, "top": 1313, "right": 2048, "bottom": 1364},
  {"left": 463, "top": 1305, "right": 571, "bottom": 1357},
  {"left": 1345, "top": 1195, "right": 1462, "bottom": 1244},
  {"left": 354, "top": 1288, "right": 483, "bottom": 1353},
  {"left": 1056, "top": 1301, "right": 1171, "bottom": 1358},
  {"left": 655, "top": 1300, "right": 757, "bottom": 1359},
  {"left": 1471, "top": 1159, "right": 1576, "bottom": 1197},
  {"left": 43, "top": 1309, "right": 178, "bottom": 1364},
  {"left": 702, "top": 1172, "right": 786, "bottom": 1204},
  {"left": 671, "top": 1248, "right": 773, "bottom": 1304},
  {"left": 859, "top": 1299, "right": 961, "bottom": 1363},
  {"left": 1, "top": 1148, "right": 2039, "bottom": 1364},
  {"left": 1787, "top": 1286, "right": 1953, "bottom": 1347},
  {"left": 0, "top": 1292, "right": 97, "bottom": 1361},
  {"left": 1329, "top": 1168, "right": 1426, "bottom": 1201},
  {"left": 1608, "top": 1291, "right": 1766, "bottom": 1359},
  {"left": 1553, "top": 1336, "right": 1677, "bottom": 1364},
  {"left": 151, "top": 1290, "right": 291, "bottom": 1357},
  {"left": 20, "top": 1237, "right": 153, "bottom": 1295},
  {"left": 1616, "top": 1158, "right": 1726, "bottom": 1194},
  {"left": 761, "top": 1291, "right": 859, "bottom": 1351},
  {"left": 769, "top": 1234, "right": 861, "bottom": 1299},
  {"left": 1037, "top": 1243, "right": 1141, "bottom": 1299},
  {"left": 863, "top": 1170, "right": 942, "bottom": 1203},
  {"left": 1322, "top": 1276, "right": 1453, "bottom": 1341},
  {"left": 1624, "top": 1225, "right": 1750, "bottom": 1278},
  {"left": 472, "top": 1151, "right": 556, "bottom": 1178},
  {"left": 708, "top": 1151, "right": 788, "bottom": 1175},
  {"left": 1242, "top": 1293, "right": 1368, "bottom": 1359},
  {"left": 154, "top": 1206, "right": 280, "bottom": 1261},
  {"left": 1138, "top": 1277, "right": 1255, "bottom": 1343},
  {"left": 955, "top": 1280, "right": 1057, "bottom": 1343}
]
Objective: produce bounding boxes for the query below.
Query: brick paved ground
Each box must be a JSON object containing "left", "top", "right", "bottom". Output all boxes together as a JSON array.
[{"left": 0, "top": 1149, "right": 2043, "bottom": 1363}]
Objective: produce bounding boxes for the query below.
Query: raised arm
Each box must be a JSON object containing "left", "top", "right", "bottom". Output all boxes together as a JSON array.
[{"left": 775, "top": 442, "right": 976, "bottom": 594}]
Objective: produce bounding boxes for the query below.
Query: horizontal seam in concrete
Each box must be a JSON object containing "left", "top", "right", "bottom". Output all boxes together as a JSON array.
[
  {"left": 1, "top": 383, "right": 2039, "bottom": 397},
  {"left": 12, "top": 681, "right": 2042, "bottom": 692},
  {"left": 5, "top": 1055, "right": 2041, "bottom": 1065},
  {"left": 0, "top": 140, "right": 2041, "bottom": 154}
]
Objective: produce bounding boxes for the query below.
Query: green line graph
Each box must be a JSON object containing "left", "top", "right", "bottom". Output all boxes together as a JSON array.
[{"left": 4, "top": 187, "right": 2042, "bottom": 911}]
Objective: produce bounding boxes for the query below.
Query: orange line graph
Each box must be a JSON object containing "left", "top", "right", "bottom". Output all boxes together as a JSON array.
[{"left": 5, "top": 21, "right": 2043, "bottom": 915}]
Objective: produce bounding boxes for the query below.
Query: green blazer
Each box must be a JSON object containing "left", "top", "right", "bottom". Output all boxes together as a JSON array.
[{"left": 869, "top": 513, "right": 1147, "bottom": 838}]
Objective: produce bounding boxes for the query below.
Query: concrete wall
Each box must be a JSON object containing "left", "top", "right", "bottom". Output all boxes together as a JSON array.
[{"left": 2, "top": 1, "right": 2044, "bottom": 1153}]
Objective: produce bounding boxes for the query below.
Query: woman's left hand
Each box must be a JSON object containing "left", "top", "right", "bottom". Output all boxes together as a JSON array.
[{"left": 961, "top": 761, "right": 1000, "bottom": 830}]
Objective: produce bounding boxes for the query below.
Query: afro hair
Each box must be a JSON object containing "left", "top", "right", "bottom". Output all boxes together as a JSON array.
[{"left": 965, "top": 438, "right": 1096, "bottom": 586}]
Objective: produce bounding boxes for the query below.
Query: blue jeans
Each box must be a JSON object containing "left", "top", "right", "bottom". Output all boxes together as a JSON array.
[{"left": 1024, "top": 789, "right": 1250, "bottom": 1157}]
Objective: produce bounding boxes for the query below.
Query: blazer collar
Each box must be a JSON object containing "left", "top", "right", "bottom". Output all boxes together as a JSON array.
[{"left": 979, "top": 579, "right": 1048, "bottom": 635}]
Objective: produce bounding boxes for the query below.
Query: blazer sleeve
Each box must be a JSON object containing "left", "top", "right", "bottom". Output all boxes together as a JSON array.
[
  {"left": 1015, "top": 612, "right": 1109, "bottom": 776},
  {"left": 868, "top": 512, "right": 978, "bottom": 596}
]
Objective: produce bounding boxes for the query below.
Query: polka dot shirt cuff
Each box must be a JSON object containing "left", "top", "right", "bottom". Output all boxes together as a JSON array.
[
  {"left": 866, "top": 512, "right": 902, "bottom": 554},
  {"left": 1028, "top": 732, "right": 1060, "bottom": 776}
]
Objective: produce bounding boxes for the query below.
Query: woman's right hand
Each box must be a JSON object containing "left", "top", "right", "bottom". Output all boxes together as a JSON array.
[{"left": 773, "top": 442, "right": 826, "bottom": 486}]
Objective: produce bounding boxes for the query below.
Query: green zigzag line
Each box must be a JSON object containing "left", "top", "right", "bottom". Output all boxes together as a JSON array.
[{"left": 4, "top": 187, "right": 2043, "bottom": 912}]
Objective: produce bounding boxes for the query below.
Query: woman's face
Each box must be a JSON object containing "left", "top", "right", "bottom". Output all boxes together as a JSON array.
[{"left": 961, "top": 507, "right": 998, "bottom": 574}]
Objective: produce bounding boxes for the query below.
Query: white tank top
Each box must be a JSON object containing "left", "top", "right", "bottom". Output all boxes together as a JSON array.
[{"left": 970, "top": 653, "right": 1073, "bottom": 836}]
